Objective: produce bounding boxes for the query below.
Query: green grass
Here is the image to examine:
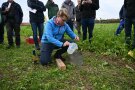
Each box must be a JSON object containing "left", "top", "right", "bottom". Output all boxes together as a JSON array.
[{"left": 0, "top": 23, "right": 135, "bottom": 90}]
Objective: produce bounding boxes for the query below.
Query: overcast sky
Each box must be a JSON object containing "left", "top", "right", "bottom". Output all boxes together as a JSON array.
[{"left": 0, "top": 0, "right": 124, "bottom": 22}]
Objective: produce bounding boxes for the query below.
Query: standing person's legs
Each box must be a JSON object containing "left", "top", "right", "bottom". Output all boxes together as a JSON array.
[
  {"left": 0, "top": 23, "right": 4, "bottom": 44},
  {"left": 88, "top": 18, "right": 95, "bottom": 42},
  {"left": 76, "top": 21, "right": 81, "bottom": 35},
  {"left": 37, "top": 23, "right": 43, "bottom": 41},
  {"left": 40, "top": 43, "right": 54, "bottom": 65},
  {"left": 81, "top": 19, "right": 87, "bottom": 41},
  {"left": 14, "top": 23, "right": 21, "bottom": 47},
  {"left": 66, "top": 20, "right": 74, "bottom": 31},
  {"left": 31, "top": 22, "right": 39, "bottom": 50},
  {"left": 6, "top": 22, "right": 14, "bottom": 47},
  {"left": 125, "top": 18, "right": 132, "bottom": 45}
]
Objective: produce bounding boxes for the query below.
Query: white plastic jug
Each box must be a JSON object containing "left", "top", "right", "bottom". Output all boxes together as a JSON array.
[{"left": 67, "top": 43, "right": 78, "bottom": 54}]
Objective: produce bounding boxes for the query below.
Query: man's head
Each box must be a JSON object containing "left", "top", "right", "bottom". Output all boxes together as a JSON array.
[
  {"left": 65, "top": 0, "right": 71, "bottom": 3},
  {"left": 66, "top": 0, "right": 71, "bottom": 1},
  {"left": 77, "top": 0, "right": 81, "bottom": 5},
  {"left": 56, "top": 8, "right": 69, "bottom": 25},
  {"left": 49, "top": 0, "right": 53, "bottom": 2},
  {"left": 8, "top": 0, "right": 13, "bottom": 3}
]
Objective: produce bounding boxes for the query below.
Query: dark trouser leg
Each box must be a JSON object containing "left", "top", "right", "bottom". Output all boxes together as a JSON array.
[
  {"left": 0, "top": 23, "right": 4, "bottom": 43},
  {"left": 40, "top": 43, "right": 54, "bottom": 65},
  {"left": 6, "top": 22, "right": 14, "bottom": 46},
  {"left": 66, "top": 20, "right": 74, "bottom": 31},
  {"left": 31, "top": 22, "right": 39, "bottom": 49},
  {"left": 81, "top": 19, "right": 87, "bottom": 41},
  {"left": 54, "top": 46, "right": 68, "bottom": 58},
  {"left": 88, "top": 18, "right": 95, "bottom": 41},
  {"left": 76, "top": 21, "right": 81, "bottom": 35},
  {"left": 14, "top": 23, "right": 21, "bottom": 46},
  {"left": 125, "top": 18, "right": 132, "bottom": 45},
  {"left": 37, "top": 23, "right": 43, "bottom": 41},
  {"left": 131, "top": 18, "right": 135, "bottom": 49}
]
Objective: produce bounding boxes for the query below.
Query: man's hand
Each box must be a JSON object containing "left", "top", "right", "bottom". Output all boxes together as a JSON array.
[
  {"left": 63, "top": 41, "right": 70, "bottom": 47},
  {"left": 75, "top": 36, "right": 80, "bottom": 41},
  {"left": 5, "top": 7, "right": 9, "bottom": 12},
  {"left": 88, "top": 0, "right": 92, "bottom": 4}
]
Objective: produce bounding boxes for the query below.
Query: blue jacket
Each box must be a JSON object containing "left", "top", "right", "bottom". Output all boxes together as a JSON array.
[{"left": 41, "top": 16, "right": 77, "bottom": 47}]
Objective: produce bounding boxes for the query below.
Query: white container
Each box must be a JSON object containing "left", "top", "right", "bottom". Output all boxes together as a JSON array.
[{"left": 67, "top": 43, "right": 78, "bottom": 54}]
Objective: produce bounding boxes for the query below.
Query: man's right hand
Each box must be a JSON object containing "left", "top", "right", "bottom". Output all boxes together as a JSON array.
[
  {"left": 63, "top": 41, "right": 70, "bottom": 47},
  {"left": 5, "top": 7, "right": 9, "bottom": 12}
]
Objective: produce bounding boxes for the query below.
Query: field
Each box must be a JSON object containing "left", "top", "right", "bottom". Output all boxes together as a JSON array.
[{"left": 0, "top": 23, "right": 135, "bottom": 90}]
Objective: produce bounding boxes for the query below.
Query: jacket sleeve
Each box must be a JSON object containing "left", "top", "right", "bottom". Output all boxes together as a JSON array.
[
  {"left": 56, "top": 4, "right": 59, "bottom": 12},
  {"left": 72, "top": 3, "right": 75, "bottom": 19},
  {"left": 37, "top": 2, "right": 46, "bottom": 12},
  {"left": 119, "top": 5, "right": 124, "bottom": 19},
  {"left": 45, "top": 22, "right": 63, "bottom": 47},
  {"left": 1, "top": 3, "right": 8, "bottom": 23},
  {"left": 1, "top": 3, "right": 8, "bottom": 15},
  {"left": 45, "top": 0, "right": 51, "bottom": 9},
  {"left": 27, "top": 0, "right": 39, "bottom": 9},
  {"left": 17, "top": 4, "right": 23, "bottom": 24},
  {"left": 27, "top": 0, "right": 46, "bottom": 11},
  {"left": 124, "top": 0, "right": 127, "bottom": 9},
  {"left": 91, "top": 0, "right": 99, "bottom": 10},
  {"left": 80, "top": 0, "right": 84, "bottom": 11}
]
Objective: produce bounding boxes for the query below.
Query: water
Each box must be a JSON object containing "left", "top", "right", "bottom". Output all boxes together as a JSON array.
[{"left": 69, "top": 51, "right": 83, "bottom": 66}]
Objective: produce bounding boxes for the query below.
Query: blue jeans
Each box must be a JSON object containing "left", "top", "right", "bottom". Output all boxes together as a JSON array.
[
  {"left": 31, "top": 22, "right": 44, "bottom": 49},
  {"left": 40, "top": 43, "right": 68, "bottom": 65},
  {"left": 81, "top": 18, "right": 95, "bottom": 41},
  {"left": 115, "top": 19, "right": 125, "bottom": 35},
  {"left": 125, "top": 18, "right": 135, "bottom": 48}
]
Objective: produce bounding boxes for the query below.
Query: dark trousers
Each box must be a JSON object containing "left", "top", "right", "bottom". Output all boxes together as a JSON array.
[
  {"left": 40, "top": 43, "right": 68, "bottom": 65},
  {"left": 66, "top": 20, "right": 74, "bottom": 31},
  {"left": 31, "top": 22, "right": 44, "bottom": 49},
  {"left": 81, "top": 18, "right": 95, "bottom": 41},
  {"left": 6, "top": 21, "right": 20, "bottom": 46},
  {"left": 76, "top": 21, "right": 81, "bottom": 35},
  {"left": 125, "top": 18, "right": 135, "bottom": 48},
  {"left": 115, "top": 19, "right": 125, "bottom": 35},
  {"left": 0, "top": 22, "right": 4, "bottom": 43}
]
